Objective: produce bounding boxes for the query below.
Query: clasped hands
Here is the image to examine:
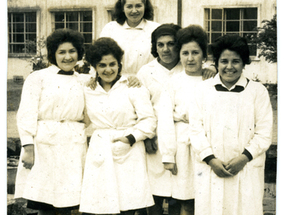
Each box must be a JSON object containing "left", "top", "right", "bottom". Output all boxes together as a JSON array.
[{"left": 208, "top": 155, "right": 249, "bottom": 178}]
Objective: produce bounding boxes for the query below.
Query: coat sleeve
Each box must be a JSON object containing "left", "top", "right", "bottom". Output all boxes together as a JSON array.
[
  {"left": 188, "top": 82, "right": 214, "bottom": 162},
  {"left": 156, "top": 88, "right": 177, "bottom": 163},
  {"left": 17, "top": 71, "right": 42, "bottom": 146},
  {"left": 245, "top": 83, "right": 273, "bottom": 159},
  {"left": 128, "top": 86, "right": 157, "bottom": 142}
]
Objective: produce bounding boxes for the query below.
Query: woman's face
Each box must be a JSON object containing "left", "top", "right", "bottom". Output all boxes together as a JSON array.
[
  {"left": 180, "top": 41, "right": 205, "bottom": 76},
  {"left": 218, "top": 49, "right": 244, "bottom": 88},
  {"left": 95, "top": 54, "right": 119, "bottom": 85},
  {"left": 156, "top": 35, "right": 179, "bottom": 66},
  {"left": 55, "top": 42, "right": 78, "bottom": 72},
  {"left": 123, "top": 0, "right": 145, "bottom": 27}
]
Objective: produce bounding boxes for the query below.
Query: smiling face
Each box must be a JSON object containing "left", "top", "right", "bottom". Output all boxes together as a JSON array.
[
  {"left": 156, "top": 35, "right": 179, "bottom": 68},
  {"left": 55, "top": 42, "right": 78, "bottom": 72},
  {"left": 95, "top": 54, "right": 119, "bottom": 85},
  {"left": 123, "top": 0, "right": 145, "bottom": 27},
  {"left": 218, "top": 49, "right": 244, "bottom": 88},
  {"left": 180, "top": 41, "right": 205, "bottom": 76}
]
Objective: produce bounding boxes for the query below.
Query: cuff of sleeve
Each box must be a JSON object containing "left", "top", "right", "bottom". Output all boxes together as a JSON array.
[
  {"left": 126, "top": 134, "right": 136, "bottom": 147},
  {"left": 20, "top": 135, "right": 34, "bottom": 146},
  {"left": 203, "top": 154, "right": 216, "bottom": 165},
  {"left": 162, "top": 155, "right": 175, "bottom": 163},
  {"left": 244, "top": 145, "right": 258, "bottom": 160},
  {"left": 132, "top": 130, "right": 146, "bottom": 143},
  {"left": 242, "top": 149, "right": 253, "bottom": 161},
  {"left": 199, "top": 148, "right": 214, "bottom": 162}
]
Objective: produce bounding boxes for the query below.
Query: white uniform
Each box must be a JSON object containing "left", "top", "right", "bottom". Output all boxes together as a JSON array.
[
  {"left": 100, "top": 19, "right": 160, "bottom": 75},
  {"left": 79, "top": 76, "right": 156, "bottom": 214},
  {"left": 137, "top": 59, "right": 182, "bottom": 197},
  {"left": 166, "top": 72, "right": 203, "bottom": 200},
  {"left": 188, "top": 74, "right": 273, "bottom": 215},
  {"left": 15, "top": 65, "right": 87, "bottom": 207}
]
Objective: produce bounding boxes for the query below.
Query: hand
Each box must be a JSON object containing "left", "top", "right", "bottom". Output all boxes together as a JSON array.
[
  {"left": 208, "top": 158, "right": 233, "bottom": 178},
  {"left": 22, "top": 144, "right": 34, "bottom": 169},
  {"left": 202, "top": 65, "right": 217, "bottom": 80},
  {"left": 112, "top": 136, "right": 130, "bottom": 144},
  {"left": 164, "top": 162, "right": 178, "bottom": 175},
  {"left": 224, "top": 155, "right": 249, "bottom": 175},
  {"left": 127, "top": 76, "right": 141, "bottom": 88},
  {"left": 86, "top": 76, "right": 97, "bottom": 90}
]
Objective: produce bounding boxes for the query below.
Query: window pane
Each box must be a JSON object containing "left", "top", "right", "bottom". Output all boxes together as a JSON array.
[
  {"left": 13, "top": 24, "right": 24, "bottom": 32},
  {"left": 66, "top": 12, "right": 78, "bottom": 22},
  {"left": 67, "top": 22, "right": 78, "bottom": 31},
  {"left": 11, "top": 44, "right": 25, "bottom": 53},
  {"left": 243, "top": 21, "right": 257, "bottom": 31},
  {"left": 82, "top": 23, "right": 92, "bottom": 32},
  {"left": 8, "top": 13, "right": 11, "bottom": 22},
  {"left": 82, "top": 11, "right": 92, "bottom": 21},
  {"left": 13, "top": 34, "right": 24, "bottom": 42},
  {"left": 26, "top": 23, "right": 36, "bottom": 32},
  {"left": 55, "top": 23, "right": 64, "bottom": 29},
  {"left": 211, "top": 33, "right": 222, "bottom": 43},
  {"left": 26, "top": 33, "right": 36, "bottom": 41},
  {"left": 225, "top": 21, "right": 239, "bottom": 31},
  {"left": 212, "top": 9, "right": 222, "bottom": 19},
  {"left": 25, "top": 40, "right": 36, "bottom": 53},
  {"left": 55, "top": 13, "right": 64, "bottom": 22},
  {"left": 26, "top": 12, "right": 36, "bottom": 22},
  {"left": 83, "top": 33, "right": 92, "bottom": 43},
  {"left": 207, "top": 44, "right": 213, "bottom": 55},
  {"left": 225, "top": 9, "right": 240, "bottom": 20},
  {"left": 244, "top": 8, "right": 257, "bottom": 19},
  {"left": 205, "top": 9, "right": 210, "bottom": 20},
  {"left": 13, "top": 13, "right": 24, "bottom": 22},
  {"left": 212, "top": 21, "right": 222, "bottom": 31}
]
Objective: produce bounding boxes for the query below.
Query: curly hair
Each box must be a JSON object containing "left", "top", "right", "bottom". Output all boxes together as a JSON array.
[
  {"left": 176, "top": 25, "right": 208, "bottom": 59},
  {"left": 85, "top": 37, "right": 124, "bottom": 74},
  {"left": 46, "top": 28, "right": 85, "bottom": 66},
  {"left": 151, "top": 23, "right": 181, "bottom": 58},
  {"left": 113, "top": 0, "right": 154, "bottom": 25},
  {"left": 211, "top": 34, "right": 251, "bottom": 66}
]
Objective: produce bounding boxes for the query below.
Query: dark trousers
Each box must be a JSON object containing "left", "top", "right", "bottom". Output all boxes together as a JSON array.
[{"left": 147, "top": 195, "right": 181, "bottom": 215}]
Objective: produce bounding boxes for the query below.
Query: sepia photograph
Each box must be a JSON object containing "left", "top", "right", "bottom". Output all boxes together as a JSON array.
[{"left": 6, "top": 0, "right": 280, "bottom": 214}]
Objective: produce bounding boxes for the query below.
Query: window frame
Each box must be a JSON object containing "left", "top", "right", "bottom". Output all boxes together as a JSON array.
[
  {"left": 203, "top": 5, "right": 260, "bottom": 61},
  {"left": 8, "top": 8, "right": 40, "bottom": 58}
]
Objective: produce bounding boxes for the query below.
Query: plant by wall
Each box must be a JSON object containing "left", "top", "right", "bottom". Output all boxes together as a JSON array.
[{"left": 252, "top": 14, "right": 277, "bottom": 63}]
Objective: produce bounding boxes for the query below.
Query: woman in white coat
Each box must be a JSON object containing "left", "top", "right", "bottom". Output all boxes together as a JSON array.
[
  {"left": 100, "top": 0, "right": 160, "bottom": 75},
  {"left": 79, "top": 37, "right": 156, "bottom": 215},
  {"left": 14, "top": 29, "right": 87, "bottom": 215},
  {"left": 188, "top": 34, "right": 273, "bottom": 215},
  {"left": 137, "top": 24, "right": 216, "bottom": 215}
]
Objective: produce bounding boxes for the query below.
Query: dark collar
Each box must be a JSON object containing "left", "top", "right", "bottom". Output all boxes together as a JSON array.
[
  {"left": 57, "top": 70, "right": 74, "bottom": 75},
  {"left": 214, "top": 84, "right": 245, "bottom": 92}
]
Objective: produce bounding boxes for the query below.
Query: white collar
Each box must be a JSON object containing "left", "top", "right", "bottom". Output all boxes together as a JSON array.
[
  {"left": 213, "top": 73, "right": 248, "bottom": 91},
  {"left": 122, "top": 19, "right": 147, "bottom": 29}
]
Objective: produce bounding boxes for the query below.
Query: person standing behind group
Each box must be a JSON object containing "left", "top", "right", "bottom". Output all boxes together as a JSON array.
[
  {"left": 14, "top": 29, "right": 87, "bottom": 215},
  {"left": 137, "top": 24, "right": 216, "bottom": 215},
  {"left": 79, "top": 37, "right": 156, "bottom": 215},
  {"left": 100, "top": 0, "right": 160, "bottom": 75},
  {"left": 188, "top": 34, "right": 273, "bottom": 215}
]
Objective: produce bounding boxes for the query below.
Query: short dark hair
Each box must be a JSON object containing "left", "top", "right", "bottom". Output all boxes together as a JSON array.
[
  {"left": 113, "top": 0, "right": 154, "bottom": 25},
  {"left": 176, "top": 25, "right": 208, "bottom": 59},
  {"left": 46, "top": 29, "right": 85, "bottom": 66},
  {"left": 85, "top": 37, "right": 124, "bottom": 74},
  {"left": 151, "top": 23, "right": 181, "bottom": 58},
  {"left": 211, "top": 34, "right": 251, "bottom": 66}
]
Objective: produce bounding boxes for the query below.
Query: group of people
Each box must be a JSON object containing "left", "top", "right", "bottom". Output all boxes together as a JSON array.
[{"left": 14, "top": 0, "right": 273, "bottom": 215}]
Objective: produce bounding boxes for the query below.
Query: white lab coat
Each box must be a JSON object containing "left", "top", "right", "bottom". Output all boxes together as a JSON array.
[
  {"left": 188, "top": 74, "right": 273, "bottom": 215},
  {"left": 165, "top": 72, "right": 203, "bottom": 200},
  {"left": 137, "top": 59, "right": 182, "bottom": 197},
  {"left": 79, "top": 76, "right": 156, "bottom": 214},
  {"left": 100, "top": 19, "right": 160, "bottom": 75},
  {"left": 15, "top": 65, "right": 87, "bottom": 207}
]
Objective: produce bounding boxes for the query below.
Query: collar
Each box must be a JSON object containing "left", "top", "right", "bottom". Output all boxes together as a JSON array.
[
  {"left": 122, "top": 19, "right": 147, "bottom": 29},
  {"left": 213, "top": 73, "right": 248, "bottom": 91},
  {"left": 49, "top": 64, "right": 75, "bottom": 75}
]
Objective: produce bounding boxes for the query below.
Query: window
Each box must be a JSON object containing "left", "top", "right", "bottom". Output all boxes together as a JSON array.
[
  {"left": 204, "top": 8, "right": 258, "bottom": 56},
  {"left": 8, "top": 12, "right": 37, "bottom": 55},
  {"left": 52, "top": 11, "right": 92, "bottom": 48},
  {"left": 107, "top": 8, "right": 115, "bottom": 22}
]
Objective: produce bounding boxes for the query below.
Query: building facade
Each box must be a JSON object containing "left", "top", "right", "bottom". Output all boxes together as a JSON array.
[{"left": 7, "top": 0, "right": 277, "bottom": 83}]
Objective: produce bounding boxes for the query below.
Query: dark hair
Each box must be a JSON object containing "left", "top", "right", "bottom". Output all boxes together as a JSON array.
[
  {"left": 85, "top": 37, "right": 124, "bottom": 74},
  {"left": 176, "top": 25, "right": 208, "bottom": 59},
  {"left": 151, "top": 23, "right": 181, "bottom": 58},
  {"left": 46, "top": 29, "right": 85, "bottom": 66},
  {"left": 113, "top": 0, "right": 154, "bottom": 25},
  {"left": 211, "top": 34, "right": 251, "bottom": 66}
]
